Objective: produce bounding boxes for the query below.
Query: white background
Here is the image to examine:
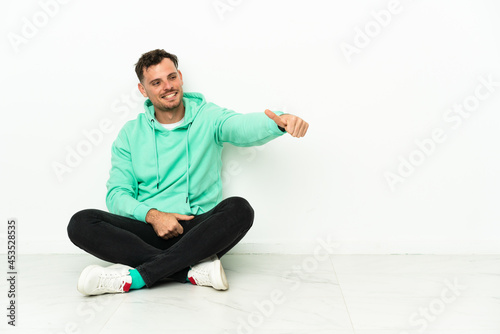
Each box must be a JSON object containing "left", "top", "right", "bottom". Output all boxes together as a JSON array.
[{"left": 1, "top": 0, "right": 499, "bottom": 254}]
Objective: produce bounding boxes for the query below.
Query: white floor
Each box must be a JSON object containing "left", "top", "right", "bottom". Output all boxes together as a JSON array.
[{"left": 0, "top": 254, "right": 499, "bottom": 334}]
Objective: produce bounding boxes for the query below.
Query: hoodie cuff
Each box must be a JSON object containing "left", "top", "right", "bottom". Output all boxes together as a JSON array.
[
  {"left": 267, "top": 110, "right": 286, "bottom": 135},
  {"left": 133, "top": 203, "right": 153, "bottom": 223}
]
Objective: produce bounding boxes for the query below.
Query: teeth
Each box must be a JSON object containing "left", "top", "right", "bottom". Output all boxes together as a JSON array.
[{"left": 165, "top": 93, "right": 176, "bottom": 98}]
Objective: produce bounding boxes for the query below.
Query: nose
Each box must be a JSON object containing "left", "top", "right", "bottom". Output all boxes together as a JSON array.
[{"left": 162, "top": 80, "right": 173, "bottom": 91}]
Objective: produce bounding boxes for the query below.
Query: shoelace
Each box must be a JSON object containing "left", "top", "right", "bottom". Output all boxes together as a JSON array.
[{"left": 97, "top": 273, "right": 127, "bottom": 291}]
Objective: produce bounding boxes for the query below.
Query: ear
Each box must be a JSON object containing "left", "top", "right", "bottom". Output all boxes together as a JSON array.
[
  {"left": 138, "top": 83, "right": 148, "bottom": 98},
  {"left": 178, "top": 70, "right": 183, "bottom": 85}
]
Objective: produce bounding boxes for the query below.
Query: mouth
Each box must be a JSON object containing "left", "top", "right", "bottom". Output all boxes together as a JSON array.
[{"left": 161, "top": 91, "right": 178, "bottom": 101}]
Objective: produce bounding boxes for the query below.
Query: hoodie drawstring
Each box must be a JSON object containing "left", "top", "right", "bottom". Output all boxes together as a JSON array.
[
  {"left": 151, "top": 118, "right": 192, "bottom": 204},
  {"left": 151, "top": 119, "right": 160, "bottom": 190},
  {"left": 185, "top": 123, "right": 192, "bottom": 203}
]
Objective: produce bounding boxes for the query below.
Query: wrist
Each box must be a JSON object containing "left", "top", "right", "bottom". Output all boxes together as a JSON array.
[{"left": 145, "top": 208, "right": 160, "bottom": 224}]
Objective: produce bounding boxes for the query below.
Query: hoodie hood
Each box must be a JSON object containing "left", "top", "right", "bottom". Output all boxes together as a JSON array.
[{"left": 144, "top": 92, "right": 206, "bottom": 129}]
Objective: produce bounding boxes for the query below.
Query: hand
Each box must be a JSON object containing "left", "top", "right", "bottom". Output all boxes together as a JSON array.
[
  {"left": 265, "top": 109, "right": 309, "bottom": 138},
  {"left": 145, "top": 209, "right": 194, "bottom": 239}
]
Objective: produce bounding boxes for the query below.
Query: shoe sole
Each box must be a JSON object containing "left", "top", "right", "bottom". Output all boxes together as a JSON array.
[
  {"left": 213, "top": 259, "right": 228, "bottom": 291},
  {"left": 77, "top": 265, "right": 101, "bottom": 296}
]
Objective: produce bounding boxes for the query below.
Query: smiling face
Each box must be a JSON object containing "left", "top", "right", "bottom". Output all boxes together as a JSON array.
[{"left": 138, "top": 58, "right": 184, "bottom": 115}]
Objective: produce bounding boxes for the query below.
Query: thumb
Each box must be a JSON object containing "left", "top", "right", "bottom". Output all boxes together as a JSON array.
[
  {"left": 173, "top": 214, "right": 195, "bottom": 221},
  {"left": 177, "top": 224, "right": 184, "bottom": 235},
  {"left": 265, "top": 109, "right": 286, "bottom": 128}
]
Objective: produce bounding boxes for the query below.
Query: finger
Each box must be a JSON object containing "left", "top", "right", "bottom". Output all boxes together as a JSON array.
[
  {"left": 296, "top": 121, "right": 308, "bottom": 137},
  {"left": 290, "top": 118, "right": 306, "bottom": 138},
  {"left": 174, "top": 214, "right": 195, "bottom": 220},
  {"left": 299, "top": 122, "right": 309, "bottom": 137},
  {"left": 286, "top": 117, "right": 296, "bottom": 137},
  {"left": 264, "top": 109, "right": 279, "bottom": 121},
  {"left": 165, "top": 230, "right": 178, "bottom": 239},
  {"left": 264, "top": 109, "right": 286, "bottom": 128},
  {"left": 290, "top": 120, "right": 300, "bottom": 137},
  {"left": 154, "top": 227, "right": 166, "bottom": 238},
  {"left": 177, "top": 224, "right": 184, "bottom": 235}
]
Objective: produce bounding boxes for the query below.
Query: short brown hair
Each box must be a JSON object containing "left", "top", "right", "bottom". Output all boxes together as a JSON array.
[{"left": 135, "top": 49, "right": 178, "bottom": 83}]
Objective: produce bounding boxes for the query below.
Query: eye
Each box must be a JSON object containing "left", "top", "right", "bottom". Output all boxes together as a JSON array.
[{"left": 170, "top": 75, "right": 177, "bottom": 80}]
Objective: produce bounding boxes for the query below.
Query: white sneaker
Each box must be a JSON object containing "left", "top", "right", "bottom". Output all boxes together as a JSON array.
[
  {"left": 187, "top": 255, "right": 228, "bottom": 291},
  {"left": 77, "top": 264, "right": 133, "bottom": 296}
]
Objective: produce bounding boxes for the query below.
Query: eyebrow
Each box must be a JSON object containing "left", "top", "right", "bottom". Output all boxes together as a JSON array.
[{"left": 148, "top": 71, "right": 177, "bottom": 85}]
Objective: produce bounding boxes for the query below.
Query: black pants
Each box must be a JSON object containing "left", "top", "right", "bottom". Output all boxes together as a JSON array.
[{"left": 67, "top": 197, "right": 254, "bottom": 287}]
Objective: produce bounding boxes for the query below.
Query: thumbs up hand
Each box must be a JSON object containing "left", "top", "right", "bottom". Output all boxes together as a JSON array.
[{"left": 265, "top": 109, "right": 309, "bottom": 138}]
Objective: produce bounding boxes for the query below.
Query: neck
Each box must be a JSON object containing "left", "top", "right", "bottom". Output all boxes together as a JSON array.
[{"left": 155, "top": 102, "right": 185, "bottom": 124}]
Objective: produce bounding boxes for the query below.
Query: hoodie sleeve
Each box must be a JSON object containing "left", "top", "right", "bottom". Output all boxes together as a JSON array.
[
  {"left": 214, "top": 107, "right": 286, "bottom": 146},
  {"left": 106, "top": 130, "right": 153, "bottom": 223}
]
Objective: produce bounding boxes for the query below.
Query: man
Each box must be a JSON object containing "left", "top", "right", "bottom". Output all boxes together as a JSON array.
[{"left": 67, "top": 49, "right": 308, "bottom": 296}]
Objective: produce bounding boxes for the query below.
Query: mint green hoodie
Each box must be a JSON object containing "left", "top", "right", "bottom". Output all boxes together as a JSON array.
[{"left": 106, "top": 92, "right": 285, "bottom": 222}]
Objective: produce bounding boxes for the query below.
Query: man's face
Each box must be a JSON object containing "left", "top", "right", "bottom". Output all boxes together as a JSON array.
[{"left": 138, "top": 58, "right": 184, "bottom": 112}]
